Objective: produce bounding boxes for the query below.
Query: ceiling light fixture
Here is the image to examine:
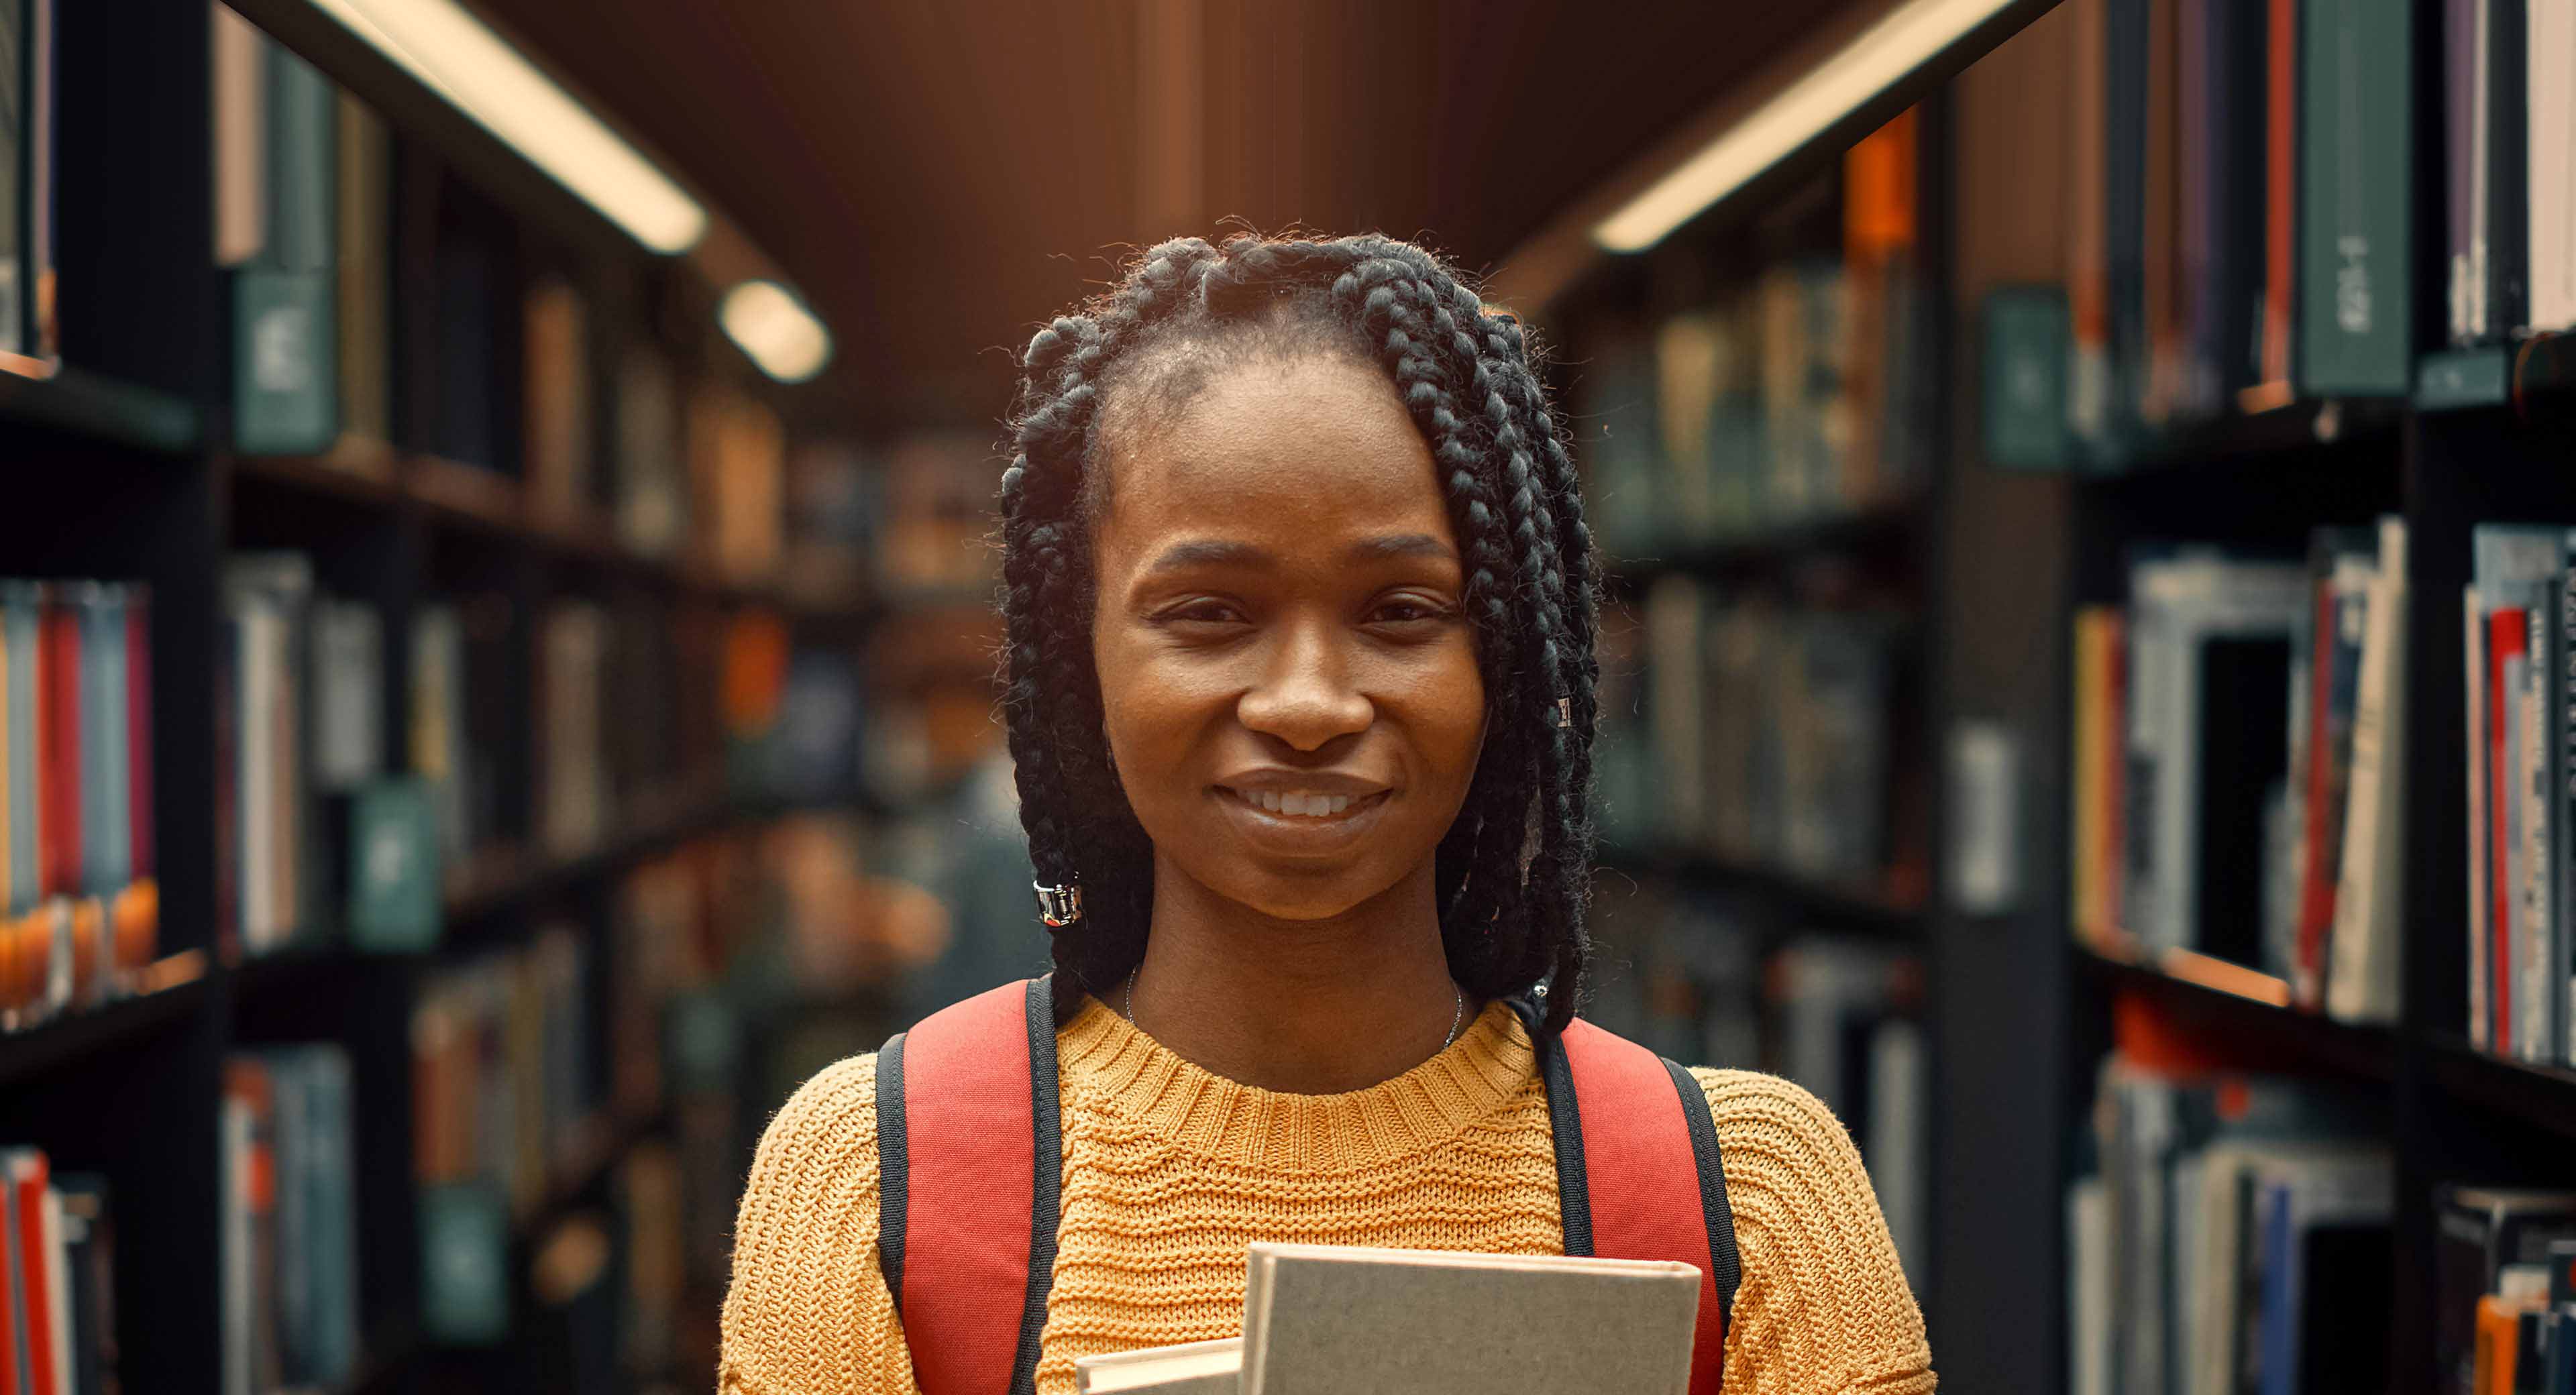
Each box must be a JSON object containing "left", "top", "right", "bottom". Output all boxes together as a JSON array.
[
  {"left": 720, "top": 281, "right": 833, "bottom": 384},
  {"left": 1593, "top": 0, "right": 2017, "bottom": 254},
  {"left": 300, "top": 0, "right": 708, "bottom": 254}
]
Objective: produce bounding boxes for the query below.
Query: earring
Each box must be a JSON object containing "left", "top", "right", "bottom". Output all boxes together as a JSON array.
[
  {"left": 1556, "top": 697, "right": 1573, "bottom": 729},
  {"left": 1034, "top": 881, "right": 1085, "bottom": 929}
]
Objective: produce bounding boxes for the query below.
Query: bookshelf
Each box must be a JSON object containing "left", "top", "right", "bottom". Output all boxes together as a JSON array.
[
  {"left": 1536, "top": 1, "right": 2576, "bottom": 1390},
  {"left": 0, "top": 2, "right": 896, "bottom": 1392}
]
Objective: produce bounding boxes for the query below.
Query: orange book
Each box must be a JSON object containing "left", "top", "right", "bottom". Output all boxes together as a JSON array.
[
  {"left": 2475, "top": 1292, "right": 2526, "bottom": 1395},
  {"left": 2140, "top": 0, "right": 2183, "bottom": 421},
  {"left": 2247, "top": 0, "right": 2298, "bottom": 408}
]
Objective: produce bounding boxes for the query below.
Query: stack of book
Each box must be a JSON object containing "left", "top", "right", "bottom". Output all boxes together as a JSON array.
[
  {"left": 2070, "top": 521, "right": 2411, "bottom": 1021},
  {"left": 1580, "top": 111, "right": 1929, "bottom": 560},
  {"left": 2440, "top": 0, "right": 2576, "bottom": 350},
  {"left": 1074, "top": 1243, "right": 1702, "bottom": 1394},
  {"left": 0, "top": 581, "right": 158, "bottom": 1029},
  {"left": 2463, "top": 525, "right": 2576, "bottom": 1065},
  {"left": 220, "top": 1046, "right": 361, "bottom": 1395},
  {"left": 2437, "top": 1188, "right": 2576, "bottom": 1394},
  {"left": 2065, "top": 1050, "right": 2389, "bottom": 1395},
  {"left": 221, "top": 554, "right": 436, "bottom": 957},
  {"left": 0, "top": 1149, "right": 115, "bottom": 1395}
]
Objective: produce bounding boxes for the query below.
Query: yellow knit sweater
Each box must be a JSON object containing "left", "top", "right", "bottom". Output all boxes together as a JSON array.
[{"left": 719, "top": 997, "right": 1935, "bottom": 1394}]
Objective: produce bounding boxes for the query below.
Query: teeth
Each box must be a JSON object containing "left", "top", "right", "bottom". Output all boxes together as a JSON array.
[{"left": 1240, "top": 790, "right": 1358, "bottom": 818}]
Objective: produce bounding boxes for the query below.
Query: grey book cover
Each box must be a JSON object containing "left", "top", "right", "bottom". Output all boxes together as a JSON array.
[{"left": 1240, "top": 1243, "right": 1699, "bottom": 1395}]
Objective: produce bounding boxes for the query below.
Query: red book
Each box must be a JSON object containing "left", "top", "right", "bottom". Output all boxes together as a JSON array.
[
  {"left": 2294, "top": 585, "right": 2338, "bottom": 1003},
  {"left": 36, "top": 599, "right": 77, "bottom": 901},
  {"left": 4, "top": 1149, "right": 56, "bottom": 1395},
  {"left": 2257, "top": 0, "right": 2297, "bottom": 395},
  {"left": 2490, "top": 609, "right": 2526, "bottom": 1050}
]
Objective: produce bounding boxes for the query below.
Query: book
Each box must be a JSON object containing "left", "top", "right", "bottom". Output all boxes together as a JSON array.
[
  {"left": 2290, "top": 529, "right": 2376, "bottom": 1005},
  {"left": 1238, "top": 1243, "right": 1699, "bottom": 1395},
  {"left": 1983, "top": 286, "right": 2072, "bottom": 469},
  {"left": 227, "top": 29, "right": 337, "bottom": 455},
  {"left": 50, "top": 1174, "right": 111, "bottom": 1395},
  {"left": 1077, "top": 1338, "right": 1244, "bottom": 1393},
  {"left": 2123, "top": 553, "right": 2306, "bottom": 960},
  {"left": 333, "top": 91, "right": 390, "bottom": 454},
  {"left": 2295, "top": 0, "right": 2412, "bottom": 395},
  {"left": 2469, "top": 527, "right": 2574, "bottom": 1060},
  {"left": 2325, "top": 518, "right": 2408, "bottom": 1022},
  {"left": 523, "top": 275, "right": 592, "bottom": 523},
  {"left": 2439, "top": 1189, "right": 2576, "bottom": 1395},
  {"left": 2530, "top": 0, "right": 2576, "bottom": 331}
]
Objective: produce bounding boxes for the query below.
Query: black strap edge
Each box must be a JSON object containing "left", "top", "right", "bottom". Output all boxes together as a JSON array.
[
  {"left": 1515, "top": 999, "right": 1593, "bottom": 1258},
  {"left": 875, "top": 1030, "right": 910, "bottom": 1319},
  {"left": 1009, "top": 975, "right": 1063, "bottom": 1395},
  {"left": 1660, "top": 1056, "right": 1741, "bottom": 1327}
]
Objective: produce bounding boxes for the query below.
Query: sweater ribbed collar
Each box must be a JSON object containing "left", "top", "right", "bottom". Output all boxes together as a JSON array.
[{"left": 1054, "top": 994, "right": 1537, "bottom": 1172}]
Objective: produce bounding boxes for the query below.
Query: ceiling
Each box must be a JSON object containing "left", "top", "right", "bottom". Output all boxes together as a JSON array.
[{"left": 476, "top": 0, "right": 1864, "bottom": 431}]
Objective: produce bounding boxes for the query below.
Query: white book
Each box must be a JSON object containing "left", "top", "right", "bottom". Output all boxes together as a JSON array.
[
  {"left": 1077, "top": 1337, "right": 1243, "bottom": 1394},
  {"left": 237, "top": 602, "right": 280, "bottom": 952},
  {"left": 311, "top": 599, "right": 383, "bottom": 792},
  {"left": 1240, "top": 1243, "right": 1699, "bottom": 1395},
  {"left": 40, "top": 1183, "right": 68, "bottom": 1395},
  {"left": 2531, "top": 0, "right": 2576, "bottom": 330},
  {"left": 2328, "top": 518, "right": 2408, "bottom": 1022},
  {"left": 2469, "top": 584, "right": 2491, "bottom": 1049},
  {"left": 2522, "top": 607, "right": 2557, "bottom": 1062},
  {"left": 2068, "top": 1176, "right": 2112, "bottom": 1395}
]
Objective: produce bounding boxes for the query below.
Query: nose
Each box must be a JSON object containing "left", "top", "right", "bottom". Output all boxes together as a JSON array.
[{"left": 1236, "top": 619, "right": 1373, "bottom": 752}]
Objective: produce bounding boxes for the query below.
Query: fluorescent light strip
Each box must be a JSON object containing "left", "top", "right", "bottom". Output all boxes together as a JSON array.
[
  {"left": 301, "top": 0, "right": 708, "bottom": 254},
  {"left": 720, "top": 280, "right": 833, "bottom": 384},
  {"left": 1593, "top": 0, "right": 2017, "bottom": 253}
]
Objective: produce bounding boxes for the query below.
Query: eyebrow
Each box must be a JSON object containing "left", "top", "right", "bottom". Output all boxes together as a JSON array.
[{"left": 1143, "top": 533, "right": 1456, "bottom": 574}]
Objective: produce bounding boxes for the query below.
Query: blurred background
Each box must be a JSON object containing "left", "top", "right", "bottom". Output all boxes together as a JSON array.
[{"left": 2, "top": 0, "right": 2573, "bottom": 1392}]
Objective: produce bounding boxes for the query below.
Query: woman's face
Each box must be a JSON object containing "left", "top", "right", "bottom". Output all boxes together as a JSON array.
[{"left": 1089, "top": 353, "right": 1487, "bottom": 924}]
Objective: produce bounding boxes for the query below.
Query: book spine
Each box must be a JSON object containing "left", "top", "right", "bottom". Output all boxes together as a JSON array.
[
  {"left": 2449, "top": 0, "right": 2481, "bottom": 341},
  {"left": 2493, "top": 608, "right": 2525, "bottom": 1053},
  {"left": 2294, "top": 579, "right": 2337, "bottom": 1001},
  {"left": 233, "top": 43, "right": 337, "bottom": 453},
  {"left": 23, "top": 0, "right": 50, "bottom": 361},
  {"left": 2471, "top": 585, "right": 2492, "bottom": 1048},
  {"left": 36, "top": 598, "right": 74, "bottom": 907},
  {"left": 2561, "top": 565, "right": 2576, "bottom": 1062},
  {"left": 2526, "top": 603, "right": 2557, "bottom": 1061},
  {"left": 2489, "top": 0, "right": 2528, "bottom": 337},
  {"left": 7, "top": 1158, "right": 52, "bottom": 1395},
  {"left": 2256, "top": 0, "right": 2300, "bottom": 396},
  {"left": 2297, "top": 0, "right": 2413, "bottom": 394}
]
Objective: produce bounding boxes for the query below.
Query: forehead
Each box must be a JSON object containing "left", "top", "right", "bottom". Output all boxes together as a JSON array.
[{"left": 1096, "top": 356, "right": 1451, "bottom": 557}]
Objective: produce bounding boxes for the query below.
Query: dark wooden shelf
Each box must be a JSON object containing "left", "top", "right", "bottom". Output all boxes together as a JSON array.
[
  {"left": 1605, "top": 502, "right": 1923, "bottom": 584},
  {"left": 0, "top": 954, "right": 213, "bottom": 1091},
  {"left": 2070, "top": 396, "right": 2403, "bottom": 483},
  {"left": 2416, "top": 336, "right": 2576, "bottom": 412},
  {"left": 0, "top": 360, "right": 200, "bottom": 454},
  {"left": 2075, "top": 945, "right": 2399, "bottom": 1082},
  {"left": 2422, "top": 1036, "right": 2576, "bottom": 1141},
  {"left": 1600, "top": 845, "right": 1927, "bottom": 940}
]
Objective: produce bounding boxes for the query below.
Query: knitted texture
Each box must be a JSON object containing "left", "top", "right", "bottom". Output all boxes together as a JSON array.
[{"left": 718, "top": 999, "right": 1935, "bottom": 1394}]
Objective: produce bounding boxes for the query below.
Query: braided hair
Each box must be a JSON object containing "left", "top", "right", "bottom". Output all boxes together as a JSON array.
[{"left": 998, "top": 232, "right": 1601, "bottom": 1032}]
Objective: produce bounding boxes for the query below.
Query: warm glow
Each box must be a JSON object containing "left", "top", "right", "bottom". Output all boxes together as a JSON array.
[
  {"left": 720, "top": 281, "right": 833, "bottom": 384},
  {"left": 1593, "top": 0, "right": 2018, "bottom": 252},
  {"left": 298, "top": 0, "right": 707, "bottom": 253}
]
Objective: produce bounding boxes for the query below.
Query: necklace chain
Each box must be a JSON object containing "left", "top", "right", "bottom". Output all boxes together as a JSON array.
[{"left": 1122, "top": 964, "right": 1468, "bottom": 1052}]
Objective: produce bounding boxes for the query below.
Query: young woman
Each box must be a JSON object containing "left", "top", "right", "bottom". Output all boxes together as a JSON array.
[{"left": 718, "top": 233, "right": 1935, "bottom": 1395}]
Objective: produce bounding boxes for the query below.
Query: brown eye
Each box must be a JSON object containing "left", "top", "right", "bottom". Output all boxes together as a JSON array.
[
  {"left": 1368, "top": 597, "right": 1454, "bottom": 627},
  {"left": 1162, "top": 599, "right": 1246, "bottom": 626}
]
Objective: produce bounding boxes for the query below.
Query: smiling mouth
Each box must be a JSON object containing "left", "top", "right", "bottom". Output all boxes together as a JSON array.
[{"left": 1217, "top": 787, "right": 1390, "bottom": 820}]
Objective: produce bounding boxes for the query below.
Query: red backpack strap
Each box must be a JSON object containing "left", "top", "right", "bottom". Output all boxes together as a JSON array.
[
  {"left": 1522, "top": 1005, "right": 1739, "bottom": 1394},
  {"left": 874, "top": 976, "right": 1063, "bottom": 1395}
]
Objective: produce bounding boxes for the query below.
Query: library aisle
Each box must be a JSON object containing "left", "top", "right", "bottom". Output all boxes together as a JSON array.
[{"left": 1, "top": 1, "right": 2569, "bottom": 1392}]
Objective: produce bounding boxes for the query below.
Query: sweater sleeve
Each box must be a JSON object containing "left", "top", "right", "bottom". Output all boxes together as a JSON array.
[
  {"left": 1688, "top": 1068, "right": 1936, "bottom": 1395},
  {"left": 718, "top": 1052, "right": 923, "bottom": 1395}
]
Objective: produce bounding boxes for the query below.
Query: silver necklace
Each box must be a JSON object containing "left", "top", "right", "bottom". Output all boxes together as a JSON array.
[{"left": 1123, "top": 964, "right": 1468, "bottom": 1051}]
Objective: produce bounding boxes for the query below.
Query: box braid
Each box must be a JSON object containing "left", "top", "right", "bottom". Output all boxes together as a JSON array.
[{"left": 999, "top": 232, "right": 1599, "bottom": 1033}]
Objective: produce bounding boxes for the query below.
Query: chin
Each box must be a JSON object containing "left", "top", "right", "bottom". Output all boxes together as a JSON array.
[{"left": 1201, "top": 862, "right": 1409, "bottom": 925}]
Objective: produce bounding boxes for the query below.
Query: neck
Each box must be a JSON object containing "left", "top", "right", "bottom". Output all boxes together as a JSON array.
[{"left": 1122, "top": 854, "right": 1462, "bottom": 1094}]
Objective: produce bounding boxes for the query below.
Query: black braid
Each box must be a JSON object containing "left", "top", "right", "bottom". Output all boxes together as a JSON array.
[{"left": 1000, "top": 233, "right": 1599, "bottom": 1032}]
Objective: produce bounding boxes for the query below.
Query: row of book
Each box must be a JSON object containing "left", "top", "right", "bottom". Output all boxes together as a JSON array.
[
  {"left": 2070, "top": 523, "right": 2410, "bottom": 1023},
  {"left": 413, "top": 925, "right": 600, "bottom": 1245},
  {"left": 1582, "top": 879, "right": 1929, "bottom": 1289},
  {"left": 0, "top": 1150, "right": 113, "bottom": 1395},
  {"left": 2463, "top": 525, "right": 2576, "bottom": 1064},
  {"left": 221, "top": 1046, "right": 359, "bottom": 1395},
  {"left": 1597, "top": 578, "right": 1913, "bottom": 893},
  {"left": 2441, "top": 0, "right": 2576, "bottom": 349},
  {"left": 0, "top": 583, "right": 158, "bottom": 1030},
  {"left": 2067, "top": 1049, "right": 2391, "bottom": 1395},
  {"left": 207, "top": 7, "right": 801, "bottom": 583},
  {"left": 1579, "top": 111, "right": 1930, "bottom": 557},
  {"left": 2446, "top": 1188, "right": 2576, "bottom": 1395}
]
